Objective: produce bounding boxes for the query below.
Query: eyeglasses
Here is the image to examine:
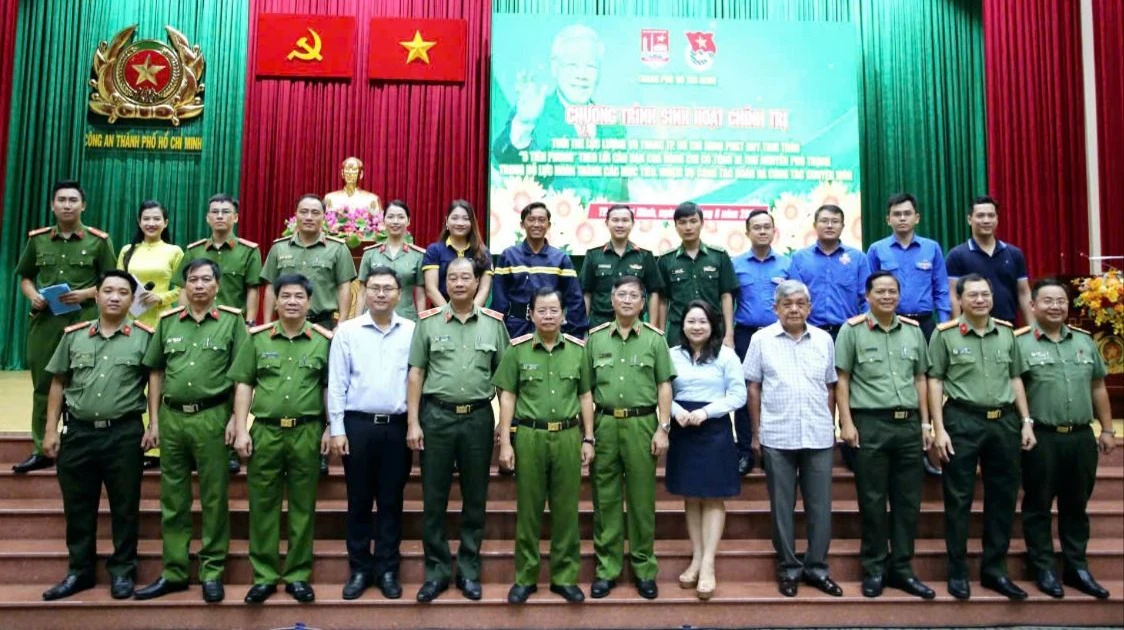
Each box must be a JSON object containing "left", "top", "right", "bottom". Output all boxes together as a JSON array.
[{"left": 366, "top": 285, "right": 399, "bottom": 295}]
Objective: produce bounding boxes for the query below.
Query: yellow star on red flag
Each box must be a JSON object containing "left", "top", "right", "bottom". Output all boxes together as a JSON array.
[{"left": 399, "top": 30, "right": 436, "bottom": 64}]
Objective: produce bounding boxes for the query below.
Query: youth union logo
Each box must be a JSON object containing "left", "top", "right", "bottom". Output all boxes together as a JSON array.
[{"left": 684, "top": 31, "right": 716, "bottom": 71}]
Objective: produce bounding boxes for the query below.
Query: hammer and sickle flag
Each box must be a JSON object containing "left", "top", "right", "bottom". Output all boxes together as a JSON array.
[
  {"left": 255, "top": 14, "right": 355, "bottom": 78},
  {"left": 368, "top": 18, "right": 466, "bottom": 83}
]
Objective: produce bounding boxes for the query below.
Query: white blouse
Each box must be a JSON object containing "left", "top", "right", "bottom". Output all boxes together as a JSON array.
[{"left": 669, "top": 345, "right": 748, "bottom": 419}]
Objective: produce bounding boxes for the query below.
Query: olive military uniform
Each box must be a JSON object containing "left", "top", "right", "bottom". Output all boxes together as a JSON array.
[
  {"left": 262, "top": 235, "right": 356, "bottom": 328},
  {"left": 656, "top": 244, "right": 737, "bottom": 347},
  {"left": 928, "top": 316, "right": 1023, "bottom": 581},
  {"left": 17, "top": 225, "right": 116, "bottom": 455},
  {"left": 1016, "top": 323, "right": 1107, "bottom": 575},
  {"left": 409, "top": 305, "right": 510, "bottom": 582},
  {"left": 172, "top": 237, "right": 262, "bottom": 314},
  {"left": 585, "top": 320, "right": 675, "bottom": 581},
  {"left": 493, "top": 332, "right": 591, "bottom": 587},
  {"left": 358, "top": 242, "right": 426, "bottom": 321},
  {"left": 835, "top": 313, "right": 928, "bottom": 581},
  {"left": 579, "top": 241, "right": 663, "bottom": 327},
  {"left": 228, "top": 321, "right": 332, "bottom": 586},
  {"left": 143, "top": 305, "right": 248, "bottom": 584},
  {"left": 46, "top": 319, "right": 152, "bottom": 581}
]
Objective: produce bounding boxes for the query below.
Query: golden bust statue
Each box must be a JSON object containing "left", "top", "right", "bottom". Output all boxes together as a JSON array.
[{"left": 324, "top": 156, "right": 382, "bottom": 213}]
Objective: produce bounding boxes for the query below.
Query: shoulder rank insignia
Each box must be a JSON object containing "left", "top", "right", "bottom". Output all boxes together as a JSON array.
[
  {"left": 588, "top": 322, "right": 612, "bottom": 335},
  {"left": 273, "top": 235, "right": 290, "bottom": 243},
  {"left": 86, "top": 227, "right": 110, "bottom": 239},
  {"left": 563, "top": 333, "right": 586, "bottom": 347},
  {"left": 993, "top": 318, "right": 1013, "bottom": 328},
  {"left": 325, "top": 235, "right": 347, "bottom": 245},
  {"left": 187, "top": 238, "right": 208, "bottom": 249},
  {"left": 1070, "top": 325, "right": 1090, "bottom": 335},
  {"left": 27, "top": 226, "right": 52, "bottom": 238},
  {"left": 133, "top": 321, "right": 155, "bottom": 334},
  {"left": 642, "top": 322, "right": 665, "bottom": 335},
  {"left": 419, "top": 307, "right": 442, "bottom": 320},
  {"left": 310, "top": 323, "right": 334, "bottom": 339},
  {"left": 407, "top": 243, "right": 427, "bottom": 253},
  {"left": 936, "top": 320, "right": 959, "bottom": 332},
  {"left": 511, "top": 333, "right": 534, "bottom": 345},
  {"left": 249, "top": 323, "right": 273, "bottom": 335},
  {"left": 481, "top": 308, "right": 504, "bottom": 321},
  {"left": 160, "top": 306, "right": 185, "bottom": 318},
  {"left": 64, "top": 321, "right": 91, "bottom": 334},
  {"left": 236, "top": 237, "right": 258, "bottom": 248},
  {"left": 1014, "top": 326, "right": 1032, "bottom": 337},
  {"left": 846, "top": 314, "right": 867, "bottom": 326},
  {"left": 363, "top": 243, "right": 380, "bottom": 251},
  {"left": 217, "top": 305, "right": 242, "bottom": 316},
  {"left": 899, "top": 316, "right": 919, "bottom": 327}
]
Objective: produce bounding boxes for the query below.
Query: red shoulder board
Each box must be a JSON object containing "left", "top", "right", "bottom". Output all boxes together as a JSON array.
[
  {"left": 310, "top": 323, "right": 334, "bottom": 339},
  {"left": 419, "top": 307, "right": 442, "bottom": 319},
  {"left": 324, "top": 235, "right": 347, "bottom": 245},
  {"left": 133, "top": 321, "right": 155, "bottom": 334},
  {"left": 217, "top": 305, "right": 243, "bottom": 316},
  {"left": 936, "top": 320, "right": 959, "bottom": 332},
  {"left": 846, "top": 314, "right": 867, "bottom": 327},
  {"left": 588, "top": 322, "right": 612, "bottom": 335},
  {"left": 898, "top": 316, "right": 919, "bottom": 327},
  {"left": 511, "top": 333, "right": 534, "bottom": 345},
  {"left": 86, "top": 227, "right": 109, "bottom": 239},
  {"left": 563, "top": 333, "right": 586, "bottom": 347},
  {"left": 236, "top": 237, "right": 258, "bottom": 249},
  {"left": 187, "top": 238, "right": 208, "bottom": 249},
  {"left": 27, "top": 227, "right": 52, "bottom": 238},
  {"left": 160, "top": 306, "right": 185, "bottom": 319},
  {"left": 64, "top": 321, "right": 90, "bottom": 334},
  {"left": 481, "top": 308, "right": 504, "bottom": 321},
  {"left": 993, "top": 318, "right": 1013, "bottom": 328},
  {"left": 1014, "top": 326, "right": 1032, "bottom": 337},
  {"left": 642, "top": 322, "right": 665, "bottom": 335},
  {"left": 407, "top": 243, "right": 427, "bottom": 253},
  {"left": 249, "top": 323, "right": 273, "bottom": 335}
]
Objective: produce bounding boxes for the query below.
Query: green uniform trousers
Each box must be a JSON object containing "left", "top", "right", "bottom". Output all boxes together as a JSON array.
[
  {"left": 420, "top": 403, "right": 494, "bottom": 582},
  {"left": 513, "top": 423, "right": 582, "bottom": 586},
  {"left": 852, "top": 410, "right": 924, "bottom": 580},
  {"left": 591, "top": 412, "right": 658, "bottom": 581},
  {"left": 247, "top": 420, "right": 322, "bottom": 584},
  {"left": 56, "top": 417, "right": 143, "bottom": 579},
  {"left": 1021, "top": 427, "right": 1098, "bottom": 573},
  {"left": 941, "top": 405, "right": 1021, "bottom": 580},
  {"left": 27, "top": 306, "right": 95, "bottom": 454},
  {"left": 159, "top": 404, "right": 231, "bottom": 583}
]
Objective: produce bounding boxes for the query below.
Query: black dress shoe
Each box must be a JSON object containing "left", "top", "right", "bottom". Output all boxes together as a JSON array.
[
  {"left": 778, "top": 578, "right": 798, "bottom": 597},
  {"left": 42, "top": 574, "right": 95, "bottom": 600},
  {"left": 980, "top": 575, "right": 1027, "bottom": 600},
  {"left": 550, "top": 583, "right": 585, "bottom": 602},
  {"left": 737, "top": 455, "right": 753, "bottom": 476},
  {"left": 202, "top": 580, "right": 225, "bottom": 603},
  {"left": 634, "top": 578, "right": 658, "bottom": 600},
  {"left": 1064, "top": 568, "right": 1110, "bottom": 599},
  {"left": 1035, "top": 569, "right": 1064, "bottom": 598},
  {"left": 947, "top": 577, "right": 971, "bottom": 600},
  {"left": 886, "top": 576, "right": 935, "bottom": 600},
  {"left": 12, "top": 454, "right": 54, "bottom": 474},
  {"left": 377, "top": 571, "right": 402, "bottom": 599},
  {"left": 286, "top": 581, "right": 315, "bottom": 603},
  {"left": 342, "top": 572, "right": 370, "bottom": 600},
  {"left": 319, "top": 455, "right": 329, "bottom": 476},
  {"left": 244, "top": 583, "right": 276, "bottom": 604},
  {"left": 134, "top": 577, "right": 189, "bottom": 600},
  {"left": 861, "top": 574, "right": 884, "bottom": 598},
  {"left": 803, "top": 574, "right": 843, "bottom": 596},
  {"left": 142, "top": 456, "right": 160, "bottom": 470},
  {"left": 456, "top": 575, "right": 482, "bottom": 600},
  {"left": 507, "top": 583, "right": 537, "bottom": 604},
  {"left": 590, "top": 578, "right": 616, "bottom": 599},
  {"left": 228, "top": 452, "right": 240, "bottom": 474},
  {"left": 110, "top": 575, "right": 135, "bottom": 600},
  {"left": 416, "top": 579, "right": 449, "bottom": 603}
]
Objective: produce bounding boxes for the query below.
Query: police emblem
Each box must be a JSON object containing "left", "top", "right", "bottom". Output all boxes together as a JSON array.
[{"left": 88, "top": 25, "right": 205, "bottom": 126}]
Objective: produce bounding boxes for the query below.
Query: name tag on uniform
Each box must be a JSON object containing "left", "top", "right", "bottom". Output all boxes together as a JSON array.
[
  {"left": 521, "top": 363, "right": 540, "bottom": 371},
  {"left": 597, "top": 352, "right": 613, "bottom": 360},
  {"left": 629, "top": 264, "right": 642, "bottom": 271},
  {"left": 672, "top": 268, "right": 685, "bottom": 275},
  {"left": 434, "top": 335, "right": 451, "bottom": 343},
  {"left": 168, "top": 336, "right": 183, "bottom": 344},
  {"left": 702, "top": 265, "right": 716, "bottom": 272},
  {"left": 598, "top": 264, "right": 611, "bottom": 269},
  {"left": 279, "top": 254, "right": 294, "bottom": 263},
  {"left": 951, "top": 347, "right": 972, "bottom": 356},
  {"left": 915, "top": 261, "right": 932, "bottom": 270},
  {"left": 260, "top": 351, "right": 279, "bottom": 359}
]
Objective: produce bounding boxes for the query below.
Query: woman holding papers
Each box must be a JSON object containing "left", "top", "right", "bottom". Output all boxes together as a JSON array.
[{"left": 117, "top": 200, "right": 184, "bottom": 329}]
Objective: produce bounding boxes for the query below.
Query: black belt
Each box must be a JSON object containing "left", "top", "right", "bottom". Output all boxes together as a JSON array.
[
  {"left": 945, "top": 398, "right": 1014, "bottom": 420},
  {"left": 506, "top": 302, "right": 530, "bottom": 320},
  {"left": 1034, "top": 423, "right": 1092, "bottom": 435},
  {"left": 254, "top": 415, "right": 322, "bottom": 428},
  {"left": 65, "top": 412, "right": 142, "bottom": 430},
  {"left": 163, "top": 392, "right": 231, "bottom": 414},
  {"left": 345, "top": 411, "right": 406, "bottom": 425},
  {"left": 853, "top": 407, "right": 919, "bottom": 421},
  {"left": 308, "top": 310, "right": 337, "bottom": 325},
  {"left": 596, "top": 405, "right": 656, "bottom": 418},
  {"left": 820, "top": 324, "right": 842, "bottom": 336},
  {"left": 426, "top": 396, "right": 492, "bottom": 415},
  {"left": 516, "top": 416, "right": 580, "bottom": 432}
]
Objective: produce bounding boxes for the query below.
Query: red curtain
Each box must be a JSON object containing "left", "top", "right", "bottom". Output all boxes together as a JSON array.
[
  {"left": 1094, "top": 0, "right": 1124, "bottom": 261},
  {"left": 239, "top": 0, "right": 490, "bottom": 248},
  {"left": 983, "top": 0, "right": 1088, "bottom": 278},
  {"left": 0, "top": 0, "right": 20, "bottom": 222}
]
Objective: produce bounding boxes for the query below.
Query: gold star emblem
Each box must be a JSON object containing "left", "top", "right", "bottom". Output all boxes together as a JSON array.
[
  {"left": 399, "top": 30, "right": 436, "bottom": 65},
  {"left": 131, "top": 53, "right": 166, "bottom": 86}
]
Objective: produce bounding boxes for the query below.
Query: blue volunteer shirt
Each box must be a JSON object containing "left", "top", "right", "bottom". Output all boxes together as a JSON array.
[
  {"left": 787, "top": 243, "right": 871, "bottom": 327},
  {"left": 867, "top": 234, "right": 951, "bottom": 321},
  {"left": 944, "top": 238, "right": 1028, "bottom": 323},
  {"left": 491, "top": 239, "right": 588, "bottom": 337},
  {"left": 732, "top": 249, "right": 790, "bottom": 327}
]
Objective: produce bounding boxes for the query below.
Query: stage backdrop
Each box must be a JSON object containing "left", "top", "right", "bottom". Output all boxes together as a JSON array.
[{"left": 489, "top": 15, "right": 861, "bottom": 256}]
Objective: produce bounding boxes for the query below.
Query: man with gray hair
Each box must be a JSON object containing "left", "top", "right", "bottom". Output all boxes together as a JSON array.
[{"left": 742, "top": 279, "right": 842, "bottom": 598}]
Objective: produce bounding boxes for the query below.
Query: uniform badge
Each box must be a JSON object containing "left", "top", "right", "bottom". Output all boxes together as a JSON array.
[
  {"left": 598, "top": 264, "right": 612, "bottom": 269},
  {"left": 260, "top": 351, "right": 279, "bottom": 359},
  {"left": 702, "top": 265, "right": 717, "bottom": 272},
  {"left": 839, "top": 253, "right": 851, "bottom": 265},
  {"left": 915, "top": 261, "right": 932, "bottom": 270},
  {"left": 167, "top": 336, "right": 183, "bottom": 344},
  {"left": 521, "top": 363, "right": 540, "bottom": 371},
  {"left": 672, "top": 268, "right": 685, "bottom": 275},
  {"left": 434, "top": 335, "right": 451, "bottom": 343},
  {"left": 597, "top": 352, "right": 613, "bottom": 359},
  {"left": 629, "top": 264, "right": 642, "bottom": 271},
  {"left": 951, "top": 347, "right": 972, "bottom": 356}
]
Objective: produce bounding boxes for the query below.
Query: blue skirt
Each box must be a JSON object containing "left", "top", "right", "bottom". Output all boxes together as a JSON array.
[{"left": 665, "top": 400, "right": 740, "bottom": 498}]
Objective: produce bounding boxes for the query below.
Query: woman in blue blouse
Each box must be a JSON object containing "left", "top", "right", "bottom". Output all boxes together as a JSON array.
[{"left": 666, "top": 299, "right": 748, "bottom": 599}]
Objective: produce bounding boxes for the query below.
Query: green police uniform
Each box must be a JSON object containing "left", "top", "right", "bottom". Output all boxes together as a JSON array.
[
  {"left": 17, "top": 224, "right": 116, "bottom": 455},
  {"left": 835, "top": 313, "right": 928, "bottom": 581},
  {"left": 493, "top": 332, "right": 591, "bottom": 587},
  {"left": 585, "top": 320, "right": 675, "bottom": 581},
  {"left": 579, "top": 241, "right": 664, "bottom": 327},
  {"left": 410, "top": 304, "right": 510, "bottom": 582},
  {"left": 358, "top": 242, "right": 426, "bottom": 321},
  {"left": 228, "top": 321, "right": 331, "bottom": 586},
  {"left": 261, "top": 234, "right": 357, "bottom": 329},
  {"left": 656, "top": 243, "right": 737, "bottom": 347},
  {"left": 143, "top": 304, "right": 248, "bottom": 584},
  {"left": 46, "top": 318, "right": 151, "bottom": 580},
  {"left": 928, "top": 316, "right": 1023, "bottom": 581},
  {"left": 1016, "top": 323, "right": 1107, "bottom": 575},
  {"left": 172, "top": 237, "right": 263, "bottom": 314}
]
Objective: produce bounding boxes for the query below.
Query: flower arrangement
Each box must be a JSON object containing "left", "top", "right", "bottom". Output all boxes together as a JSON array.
[
  {"left": 1073, "top": 268, "right": 1124, "bottom": 336},
  {"left": 283, "top": 205, "right": 385, "bottom": 249}
]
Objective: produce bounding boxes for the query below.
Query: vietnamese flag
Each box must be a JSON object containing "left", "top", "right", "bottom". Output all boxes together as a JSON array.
[
  {"left": 368, "top": 18, "right": 467, "bottom": 83},
  {"left": 255, "top": 14, "right": 356, "bottom": 78}
]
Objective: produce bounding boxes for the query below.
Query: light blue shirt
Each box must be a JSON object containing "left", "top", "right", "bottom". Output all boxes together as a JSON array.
[
  {"left": 327, "top": 312, "right": 415, "bottom": 436},
  {"left": 669, "top": 345, "right": 748, "bottom": 419}
]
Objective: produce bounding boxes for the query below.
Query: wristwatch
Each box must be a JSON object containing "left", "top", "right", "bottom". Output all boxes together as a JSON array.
[
  {"left": 659, "top": 422, "right": 671, "bottom": 433},
  {"left": 1022, "top": 417, "right": 1035, "bottom": 426},
  {"left": 582, "top": 437, "right": 596, "bottom": 446}
]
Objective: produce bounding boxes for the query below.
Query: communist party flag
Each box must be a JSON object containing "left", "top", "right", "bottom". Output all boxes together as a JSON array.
[
  {"left": 255, "top": 14, "right": 356, "bottom": 78},
  {"left": 368, "top": 18, "right": 467, "bottom": 83}
]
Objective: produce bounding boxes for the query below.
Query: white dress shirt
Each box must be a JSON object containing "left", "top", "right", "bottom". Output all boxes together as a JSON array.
[
  {"left": 669, "top": 345, "right": 748, "bottom": 419},
  {"left": 327, "top": 311, "right": 414, "bottom": 436}
]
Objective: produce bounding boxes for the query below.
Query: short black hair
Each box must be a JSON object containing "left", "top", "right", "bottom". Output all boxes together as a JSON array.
[
  {"left": 605, "top": 204, "right": 633, "bottom": 221},
  {"left": 865, "top": 270, "right": 900, "bottom": 293},
  {"left": 208, "top": 193, "right": 238, "bottom": 212},
  {"left": 673, "top": 201, "right": 703, "bottom": 222},
  {"left": 183, "top": 258, "right": 221, "bottom": 282},
  {"left": 530, "top": 287, "right": 563, "bottom": 311},
  {"left": 520, "top": 201, "right": 551, "bottom": 222},
  {"left": 612, "top": 274, "right": 645, "bottom": 293},
  {"left": 1031, "top": 277, "right": 1068, "bottom": 301},
  {"left": 814, "top": 204, "right": 844, "bottom": 222},
  {"left": 51, "top": 179, "right": 85, "bottom": 203},
  {"left": 385, "top": 199, "right": 410, "bottom": 218},
  {"left": 886, "top": 193, "right": 918, "bottom": 213},
  {"left": 446, "top": 255, "right": 484, "bottom": 279},
  {"left": 365, "top": 265, "right": 401, "bottom": 289},
  {"left": 97, "top": 269, "right": 138, "bottom": 293},
  {"left": 274, "top": 273, "right": 313, "bottom": 298},
  {"left": 745, "top": 209, "right": 774, "bottom": 229},
  {"left": 970, "top": 195, "right": 999, "bottom": 214},
  {"left": 296, "top": 193, "right": 325, "bottom": 209},
  {"left": 955, "top": 272, "right": 992, "bottom": 297}
]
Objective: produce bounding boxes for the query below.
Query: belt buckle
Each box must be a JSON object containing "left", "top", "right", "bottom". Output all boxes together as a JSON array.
[
  {"left": 547, "top": 421, "right": 562, "bottom": 431},
  {"left": 372, "top": 414, "right": 391, "bottom": 425},
  {"left": 893, "top": 410, "right": 908, "bottom": 420},
  {"left": 182, "top": 403, "right": 199, "bottom": 414},
  {"left": 612, "top": 408, "right": 628, "bottom": 418},
  {"left": 280, "top": 417, "right": 297, "bottom": 428},
  {"left": 93, "top": 419, "right": 110, "bottom": 429},
  {"left": 1057, "top": 425, "right": 1073, "bottom": 434},
  {"left": 455, "top": 404, "right": 472, "bottom": 414},
  {"left": 986, "top": 409, "right": 1001, "bottom": 420}
]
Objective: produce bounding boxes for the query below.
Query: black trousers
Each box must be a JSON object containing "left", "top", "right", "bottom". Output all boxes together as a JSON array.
[
  {"left": 342, "top": 412, "right": 412, "bottom": 577},
  {"left": 733, "top": 324, "right": 759, "bottom": 461}
]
